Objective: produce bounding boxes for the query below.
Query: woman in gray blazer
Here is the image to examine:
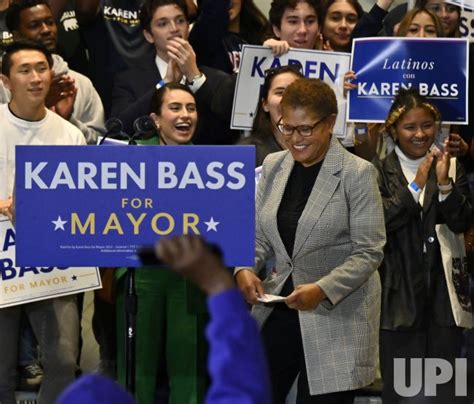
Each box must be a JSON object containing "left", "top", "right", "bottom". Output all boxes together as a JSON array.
[{"left": 235, "top": 78, "right": 386, "bottom": 403}]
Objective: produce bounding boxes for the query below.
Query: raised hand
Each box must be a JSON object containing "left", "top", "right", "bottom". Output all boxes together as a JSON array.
[
  {"left": 45, "top": 74, "right": 75, "bottom": 107},
  {"left": 445, "top": 133, "right": 468, "bottom": 158},
  {"left": 413, "top": 151, "right": 435, "bottom": 189},
  {"left": 435, "top": 145, "right": 451, "bottom": 186},
  {"left": 166, "top": 37, "right": 200, "bottom": 82},
  {"left": 155, "top": 235, "right": 232, "bottom": 296},
  {"left": 316, "top": 33, "right": 332, "bottom": 51},
  {"left": 164, "top": 58, "right": 183, "bottom": 84},
  {"left": 0, "top": 196, "right": 13, "bottom": 222},
  {"left": 263, "top": 38, "right": 290, "bottom": 57},
  {"left": 51, "top": 86, "right": 77, "bottom": 120},
  {"left": 343, "top": 70, "right": 357, "bottom": 98}
]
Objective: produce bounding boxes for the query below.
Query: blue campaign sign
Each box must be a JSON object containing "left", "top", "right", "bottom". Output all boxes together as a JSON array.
[
  {"left": 348, "top": 38, "right": 469, "bottom": 124},
  {"left": 15, "top": 146, "right": 256, "bottom": 267}
]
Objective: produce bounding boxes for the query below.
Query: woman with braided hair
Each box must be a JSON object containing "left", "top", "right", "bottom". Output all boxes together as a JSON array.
[
  {"left": 375, "top": 88, "right": 472, "bottom": 404},
  {"left": 344, "top": 8, "right": 468, "bottom": 161}
]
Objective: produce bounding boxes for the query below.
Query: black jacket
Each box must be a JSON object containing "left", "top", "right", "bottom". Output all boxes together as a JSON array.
[
  {"left": 110, "top": 55, "right": 238, "bottom": 145},
  {"left": 375, "top": 151, "right": 472, "bottom": 330}
]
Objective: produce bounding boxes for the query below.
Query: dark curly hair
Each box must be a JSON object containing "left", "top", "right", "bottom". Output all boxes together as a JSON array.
[
  {"left": 140, "top": 0, "right": 188, "bottom": 32},
  {"left": 269, "top": 0, "right": 322, "bottom": 29},
  {"left": 281, "top": 78, "right": 338, "bottom": 118}
]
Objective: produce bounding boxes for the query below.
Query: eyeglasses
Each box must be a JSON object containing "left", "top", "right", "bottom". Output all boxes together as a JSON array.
[{"left": 277, "top": 115, "right": 330, "bottom": 137}]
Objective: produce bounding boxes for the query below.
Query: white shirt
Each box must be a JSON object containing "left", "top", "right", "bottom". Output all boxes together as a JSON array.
[
  {"left": 154, "top": 54, "right": 206, "bottom": 93},
  {"left": 0, "top": 104, "right": 86, "bottom": 200}
]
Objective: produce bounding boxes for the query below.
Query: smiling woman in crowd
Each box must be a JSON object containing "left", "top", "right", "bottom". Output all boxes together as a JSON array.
[
  {"left": 236, "top": 78, "right": 385, "bottom": 404},
  {"left": 115, "top": 83, "right": 208, "bottom": 404},
  {"left": 375, "top": 88, "right": 472, "bottom": 404},
  {"left": 321, "top": 0, "right": 363, "bottom": 52}
]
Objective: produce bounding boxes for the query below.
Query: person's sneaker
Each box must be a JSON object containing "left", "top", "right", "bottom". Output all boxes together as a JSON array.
[{"left": 17, "top": 363, "right": 43, "bottom": 391}]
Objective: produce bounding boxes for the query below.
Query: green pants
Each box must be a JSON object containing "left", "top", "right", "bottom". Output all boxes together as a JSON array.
[{"left": 116, "top": 269, "right": 207, "bottom": 404}]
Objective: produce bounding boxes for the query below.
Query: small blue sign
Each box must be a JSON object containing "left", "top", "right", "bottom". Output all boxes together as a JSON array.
[
  {"left": 15, "top": 146, "right": 256, "bottom": 267},
  {"left": 348, "top": 37, "right": 469, "bottom": 124}
]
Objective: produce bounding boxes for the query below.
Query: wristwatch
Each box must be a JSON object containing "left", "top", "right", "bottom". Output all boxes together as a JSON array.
[{"left": 185, "top": 73, "right": 204, "bottom": 86}]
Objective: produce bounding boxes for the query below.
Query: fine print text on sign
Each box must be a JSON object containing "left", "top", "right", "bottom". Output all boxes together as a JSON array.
[
  {"left": 14, "top": 146, "right": 256, "bottom": 268},
  {"left": 0, "top": 219, "right": 101, "bottom": 308}
]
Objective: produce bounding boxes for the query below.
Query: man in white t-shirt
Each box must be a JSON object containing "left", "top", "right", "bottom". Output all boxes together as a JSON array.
[{"left": 0, "top": 41, "right": 84, "bottom": 404}]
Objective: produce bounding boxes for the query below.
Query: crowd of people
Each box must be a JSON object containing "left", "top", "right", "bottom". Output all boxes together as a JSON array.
[{"left": 0, "top": 0, "right": 473, "bottom": 403}]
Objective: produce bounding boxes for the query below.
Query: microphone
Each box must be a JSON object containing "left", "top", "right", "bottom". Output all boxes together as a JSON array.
[
  {"left": 132, "top": 116, "right": 157, "bottom": 141},
  {"left": 105, "top": 117, "right": 122, "bottom": 135},
  {"left": 99, "top": 118, "right": 129, "bottom": 144},
  {"left": 137, "top": 242, "right": 223, "bottom": 266}
]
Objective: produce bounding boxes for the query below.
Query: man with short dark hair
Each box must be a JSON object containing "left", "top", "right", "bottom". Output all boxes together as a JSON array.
[
  {"left": 111, "top": 0, "right": 237, "bottom": 145},
  {"left": 5, "top": 0, "right": 104, "bottom": 144},
  {"left": 265, "top": 0, "right": 321, "bottom": 54},
  {"left": 0, "top": 41, "right": 84, "bottom": 404}
]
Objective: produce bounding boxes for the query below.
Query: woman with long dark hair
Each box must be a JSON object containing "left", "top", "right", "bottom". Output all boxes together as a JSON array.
[
  {"left": 321, "top": 0, "right": 364, "bottom": 52},
  {"left": 239, "top": 65, "right": 304, "bottom": 166},
  {"left": 116, "top": 83, "right": 207, "bottom": 404}
]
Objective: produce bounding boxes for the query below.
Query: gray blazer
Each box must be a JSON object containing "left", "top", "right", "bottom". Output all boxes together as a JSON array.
[{"left": 239, "top": 135, "right": 386, "bottom": 395}]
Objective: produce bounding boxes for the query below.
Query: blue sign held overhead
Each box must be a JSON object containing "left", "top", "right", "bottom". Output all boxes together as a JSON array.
[
  {"left": 15, "top": 146, "right": 256, "bottom": 267},
  {"left": 347, "top": 37, "right": 469, "bottom": 124}
]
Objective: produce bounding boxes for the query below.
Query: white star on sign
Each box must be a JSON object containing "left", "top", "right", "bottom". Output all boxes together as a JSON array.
[
  {"left": 52, "top": 216, "right": 68, "bottom": 231},
  {"left": 204, "top": 217, "right": 219, "bottom": 232}
]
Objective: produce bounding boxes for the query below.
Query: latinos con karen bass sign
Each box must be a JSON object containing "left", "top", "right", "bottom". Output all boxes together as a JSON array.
[
  {"left": 14, "top": 146, "right": 256, "bottom": 267},
  {"left": 347, "top": 37, "right": 469, "bottom": 124}
]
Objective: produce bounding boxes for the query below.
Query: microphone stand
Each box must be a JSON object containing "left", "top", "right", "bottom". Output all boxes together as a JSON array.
[
  {"left": 124, "top": 134, "right": 139, "bottom": 393},
  {"left": 99, "top": 117, "right": 156, "bottom": 394},
  {"left": 123, "top": 118, "right": 156, "bottom": 393},
  {"left": 125, "top": 263, "right": 136, "bottom": 393}
]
